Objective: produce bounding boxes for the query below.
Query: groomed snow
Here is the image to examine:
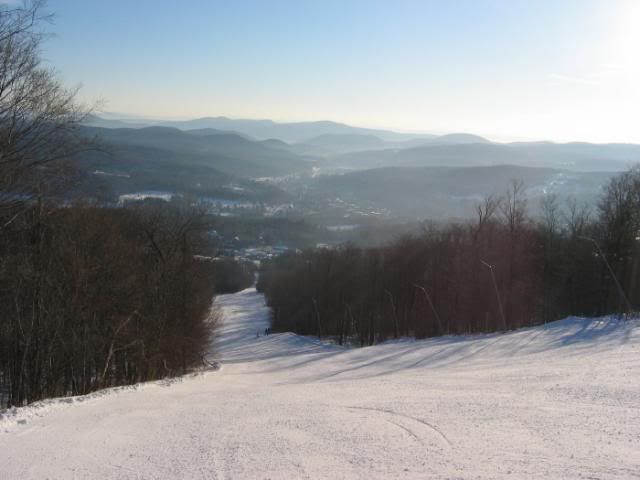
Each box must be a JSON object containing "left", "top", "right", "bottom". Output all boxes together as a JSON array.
[{"left": 1, "top": 288, "right": 639, "bottom": 479}]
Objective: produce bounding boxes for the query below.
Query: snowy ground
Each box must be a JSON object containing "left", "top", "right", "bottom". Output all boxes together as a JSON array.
[{"left": 1, "top": 288, "right": 639, "bottom": 479}]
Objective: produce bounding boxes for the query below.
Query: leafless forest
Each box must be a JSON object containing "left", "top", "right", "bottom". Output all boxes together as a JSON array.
[
  {"left": 0, "top": 2, "right": 231, "bottom": 408},
  {"left": 259, "top": 171, "right": 640, "bottom": 344}
]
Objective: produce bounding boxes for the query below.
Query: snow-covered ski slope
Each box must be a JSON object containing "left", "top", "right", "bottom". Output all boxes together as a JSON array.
[{"left": 1, "top": 288, "right": 639, "bottom": 479}]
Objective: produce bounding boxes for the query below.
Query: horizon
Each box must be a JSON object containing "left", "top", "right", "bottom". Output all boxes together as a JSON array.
[
  {"left": 93, "top": 110, "right": 640, "bottom": 145},
  {"left": 44, "top": 0, "right": 640, "bottom": 145}
]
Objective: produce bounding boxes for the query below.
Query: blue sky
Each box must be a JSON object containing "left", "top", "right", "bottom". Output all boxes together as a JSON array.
[{"left": 40, "top": 0, "right": 640, "bottom": 142}]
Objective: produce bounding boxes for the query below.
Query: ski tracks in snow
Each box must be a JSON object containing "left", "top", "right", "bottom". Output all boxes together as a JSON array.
[{"left": 344, "top": 406, "right": 453, "bottom": 449}]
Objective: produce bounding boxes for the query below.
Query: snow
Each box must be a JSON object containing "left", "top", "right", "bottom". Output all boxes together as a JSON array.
[
  {"left": 1, "top": 288, "right": 639, "bottom": 479},
  {"left": 92, "top": 170, "right": 131, "bottom": 178},
  {"left": 118, "top": 191, "right": 174, "bottom": 203},
  {"left": 327, "top": 224, "right": 361, "bottom": 232}
]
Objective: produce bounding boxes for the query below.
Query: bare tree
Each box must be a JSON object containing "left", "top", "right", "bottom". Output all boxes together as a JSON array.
[
  {"left": 475, "top": 193, "right": 501, "bottom": 235},
  {"left": 541, "top": 194, "right": 560, "bottom": 237},
  {"left": 500, "top": 179, "right": 527, "bottom": 233},
  {"left": 564, "top": 197, "right": 591, "bottom": 239},
  {"left": 0, "top": 0, "right": 90, "bottom": 210}
]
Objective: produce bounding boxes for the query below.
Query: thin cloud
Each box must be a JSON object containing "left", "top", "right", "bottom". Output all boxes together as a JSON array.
[{"left": 547, "top": 73, "right": 599, "bottom": 87}]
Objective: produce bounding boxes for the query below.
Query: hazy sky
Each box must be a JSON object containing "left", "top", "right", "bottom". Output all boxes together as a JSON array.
[{"left": 43, "top": 0, "right": 640, "bottom": 143}]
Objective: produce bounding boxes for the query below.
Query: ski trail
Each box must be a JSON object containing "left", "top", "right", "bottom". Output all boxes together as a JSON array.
[{"left": 1, "top": 288, "right": 639, "bottom": 479}]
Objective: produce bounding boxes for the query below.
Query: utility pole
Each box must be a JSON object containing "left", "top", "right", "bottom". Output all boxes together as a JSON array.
[
  {"left": 384, "top": 289, "right": 399, "bottom": 338},
  {"left": 480, "top": 260, "right": 507, "bottom": 330},
  {"left": 579, "top": 236, "right": 633, "bottom": 315},
  {"left": 413, "top": 283, "right": 443, "bottom": 334}
]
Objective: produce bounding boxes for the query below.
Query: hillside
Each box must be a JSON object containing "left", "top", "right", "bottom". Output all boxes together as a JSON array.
[
  {"left": 332, "top": 141, "right": 640, "bottom": 171},
  {"left": 70, "top": 143, "right": 289, "bottom": 204},
  {"left": 301, "top": 133, "right": 387, "bottom": 154},
  {"left": 1, "top": 288, "right": 638, "bottom": 479},
  {"left": 309, "top": 165, "right": 614, "bottom": 218},
  {"left": 80, "top": 126, "right": 315, "bottom": 178},
  {"left": 66, "top": 125, "right": 320, "bottom": 204}
]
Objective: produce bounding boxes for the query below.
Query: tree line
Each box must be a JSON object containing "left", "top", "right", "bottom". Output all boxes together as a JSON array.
[
  {"left": 0, "top": 1, "right": 245, "bottom": 408},
  {"left": 0, "top": 201, "right": 222, "bottom": 407},
  {"left": 259, "top": 170, "right": 640, "bottom": 345}
]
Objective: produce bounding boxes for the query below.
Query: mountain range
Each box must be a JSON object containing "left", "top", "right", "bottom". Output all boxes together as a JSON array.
[
  {"left": 331, "top": 140, "right": 640, "bottom": 172},
  {"left": 73, "top": 115, "right": 639, "bottom": 219},
  {"left": 85, "top": 114, "right": 640, "bottom": 171},
  {"left": 84, "top": 114, "right": 432, "bottom": 143}
]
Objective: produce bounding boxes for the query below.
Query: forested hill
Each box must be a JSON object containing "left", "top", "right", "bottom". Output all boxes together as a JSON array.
[{"left": 79, "top": 125, "right": 316, "bottom": 178}]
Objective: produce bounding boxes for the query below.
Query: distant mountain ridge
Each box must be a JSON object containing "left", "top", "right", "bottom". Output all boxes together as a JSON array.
[
  {"left": 67, "top": 124, "right": 316, "bottom": 204},
  {"left": 84, "top": 114, "right": 435, "bottom": 143},
  {"left": 333, "top": 141, "right": 640, "bottom": 172},
  {"left": 83, "top": 114, "right": 640, "bottom": 172},
  {"left": 157, "top": 117, "right": 432, "bottom": 143},
  {"left": 80, "top": 125, "right": 315, "bottom": 179},
  {"left": 68, "top": 119, "right": 637, "bottom": 221},
  {"left": 430, "top": 133, "right": 491, "bottom": 144}
]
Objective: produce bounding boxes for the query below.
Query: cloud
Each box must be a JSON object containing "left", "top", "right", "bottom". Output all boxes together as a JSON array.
[
  {"left": 547, "top": 73, "right": 599, "bottom": 87},
  {"left": 548, "top": 62, "right": 634, "bottom": 88}
]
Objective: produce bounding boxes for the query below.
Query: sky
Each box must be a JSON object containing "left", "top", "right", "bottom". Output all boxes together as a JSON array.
[{"left": 35, "top": 0, "right": 640, "bottom": 143}]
